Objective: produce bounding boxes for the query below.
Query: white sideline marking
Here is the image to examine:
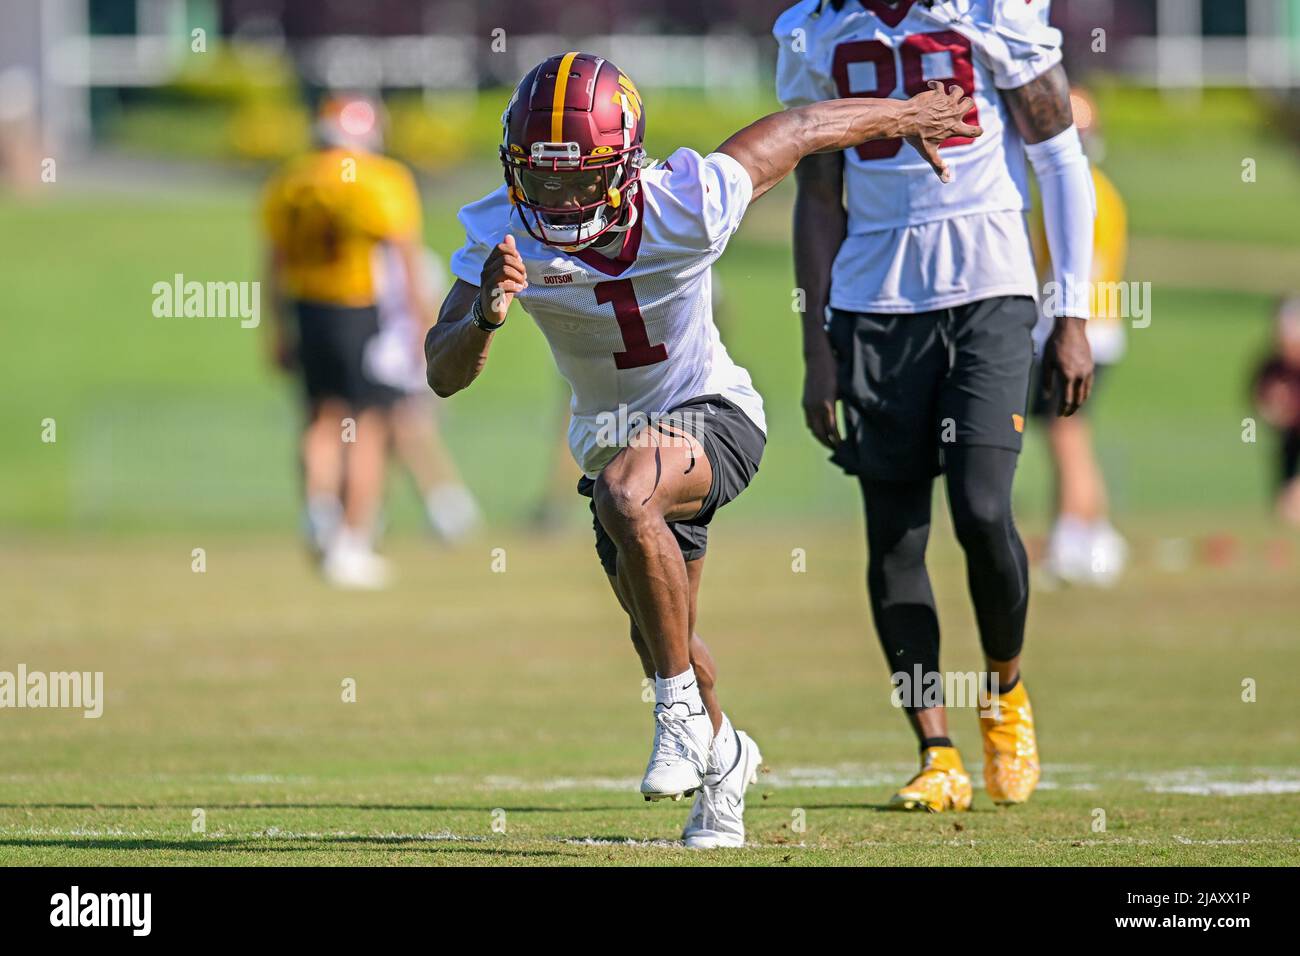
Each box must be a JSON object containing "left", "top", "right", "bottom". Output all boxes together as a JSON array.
[
  {"left": 472, "top": 764, "right": 1300, "bottom": 797},
  {"left": 564, "top": 837, "right": 682, "bottom": 848}
]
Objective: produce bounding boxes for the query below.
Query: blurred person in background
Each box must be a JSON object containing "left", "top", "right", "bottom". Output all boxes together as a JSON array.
[
  {"left": 261, "top": 94, "right": 426, "bottom": 589},
  {"left": 1030, "top": 85, "right": 1128, "bottom": 586},
  {"left": 369, "top": 242, "right": 482, "bottom": 542},
  {"left": 1252, "top": 296, "right": 1300, "bottom": 529}
]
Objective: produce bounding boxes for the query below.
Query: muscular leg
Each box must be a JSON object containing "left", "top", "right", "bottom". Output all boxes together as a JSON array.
[
  {"left": 593, "top": 427, "right": 712, "bottom": 681},
  {"left": 608, "top": 558, "right": 722, "bottom": 735},
  {"left": 860, "top": 476, "right": 947, "bottom": 744},
  {"left": 944, "top": 445, "right": 1029, "bottom": 689}
]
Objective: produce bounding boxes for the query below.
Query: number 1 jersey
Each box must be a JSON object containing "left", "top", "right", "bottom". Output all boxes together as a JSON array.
[
  {"left": 450, "top": 147, "right": 766, "bottom": 477},
  {"left": 774, "top": 0, "right": 1065, "bottom": 314}
]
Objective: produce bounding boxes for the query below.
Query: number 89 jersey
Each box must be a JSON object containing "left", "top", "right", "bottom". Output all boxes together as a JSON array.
[
  {"left": 450, "top": 147, "right": 766, "bottom": 477},
  {"left": 774, "top": 0, "right": 1065, "bottom": 313}
]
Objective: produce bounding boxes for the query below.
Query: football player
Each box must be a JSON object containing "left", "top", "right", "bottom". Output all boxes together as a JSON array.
[
  {"left": 426, "top": 52, "right": 978, "bottom": 846},
  {"left": 262, "top": 95, "right": 427, "bottom": 589},
  {"left": 776, "top": 0, "right": 1096, "bottom": 810}
]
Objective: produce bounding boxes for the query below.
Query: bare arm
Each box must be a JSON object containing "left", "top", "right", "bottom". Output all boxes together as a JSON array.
[
  {"left": 424, "top": 235, "right": 527, "bottom": 398},
  {"left": 717, "top": 83, "right": 980, "bottom": 201},
  {"left": 792, "top": 151, "right": 847, "bottom": 449},
  {"left": 1001, "top": 64, "right": 1094, "bottom": 416}
]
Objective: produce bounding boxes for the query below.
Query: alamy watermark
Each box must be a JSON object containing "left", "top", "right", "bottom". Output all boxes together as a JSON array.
[
  {"left": 1042, "top": 277, "right": 1154, "bottom": 329},
  {"left": 151, "top": 273, "right": 260, "bottom": 328},
  {"left": 50, "top": 886, "right": 150, "bottom": 936},
  {"left": 594, "top": 404, "right": 706, "bottom": 449},
  {"left": 891, "top": 666, "right": 999, "bottom": 716},
  {"left": 0, "top": 665, "right": 103, "bottom": 718}
]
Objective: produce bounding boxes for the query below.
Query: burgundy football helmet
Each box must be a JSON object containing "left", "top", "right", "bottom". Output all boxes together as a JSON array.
[{"left": 500, "top": 52, "right": 646, "bottom": 250}]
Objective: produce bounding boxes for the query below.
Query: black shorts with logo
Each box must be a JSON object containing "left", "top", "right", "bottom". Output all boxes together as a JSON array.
[
  {"left": 577, "top": 394, "right": 765, "bottom": 576},
  {"left": 826, "top": 296, "right": 1037, "bottom": 482},
  {"left": 294, "top": 300, "right": 403, "bottom": 410}
]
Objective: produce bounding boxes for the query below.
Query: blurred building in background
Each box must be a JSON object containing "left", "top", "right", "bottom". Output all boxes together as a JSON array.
[{"left": 3, "top": 0, "right": 1299, "bottom": 159}]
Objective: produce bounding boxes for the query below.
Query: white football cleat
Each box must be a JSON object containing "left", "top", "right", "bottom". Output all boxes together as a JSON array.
[
  {"left": 1044, "top": 517, "right": 1127, "bottom": 587},
  {"left": 640, "top": 702, "right": 712, "bottom": 801},
  {"left": 322, "top": 531, "right": 391, "bottom": 591},
  {"left": 682, "top": 730, "right": 762, "bottom": 849}
]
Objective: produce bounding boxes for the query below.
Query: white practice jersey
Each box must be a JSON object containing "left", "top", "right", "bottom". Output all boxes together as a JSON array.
[
  {"left": 450, "top": 147, "right": 765, "bottom": 477},
  {"left": 774, "top": 0, "right": 1064, "bottom": 313}
]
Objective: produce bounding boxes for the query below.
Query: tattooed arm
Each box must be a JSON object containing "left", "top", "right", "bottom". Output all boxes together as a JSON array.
[
  {"left": 1000, "top": 62, "right": 1074, "bottom": 144},
  {"left": 1001, "top": 64, "right": 1096, "bottom": 416}
]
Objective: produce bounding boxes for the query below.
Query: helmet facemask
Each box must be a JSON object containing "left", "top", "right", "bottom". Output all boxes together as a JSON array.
[{"left": 504, "top": 141, "right": 643, "bottom": 251}]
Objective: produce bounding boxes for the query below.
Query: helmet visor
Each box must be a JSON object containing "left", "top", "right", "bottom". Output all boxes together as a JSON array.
[{"left": 516, "top": 167, "right": 607, "bottom": 221}]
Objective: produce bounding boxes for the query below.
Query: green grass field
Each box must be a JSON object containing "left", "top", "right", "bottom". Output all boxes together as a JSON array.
[
  {"left": 1, "top": 88, "right": 1298, "bottom": 865},
  {"left": 2, "top": 525, "right": 1298, "bottom": 865}
]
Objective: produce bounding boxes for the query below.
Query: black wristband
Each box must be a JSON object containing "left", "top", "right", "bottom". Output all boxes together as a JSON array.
[{"left": 470, "top": 296, "right": 505, "bottom": 332}]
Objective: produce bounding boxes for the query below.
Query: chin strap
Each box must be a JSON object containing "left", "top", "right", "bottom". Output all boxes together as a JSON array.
[{"left": 603, "top": 191, "right": 638, "bottom": 235}]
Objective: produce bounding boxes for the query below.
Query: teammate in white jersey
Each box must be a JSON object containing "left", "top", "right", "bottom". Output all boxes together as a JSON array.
[
  {"left": 426, "top": 51, "right": 977, "bottom": 846},
  {"left": 775, "top": 0, "right": 1096, "bottom": 810}
]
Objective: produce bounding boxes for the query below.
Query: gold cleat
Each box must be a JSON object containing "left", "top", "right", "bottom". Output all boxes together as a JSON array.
[
  {"left": 888, "top": 746, "right": 973, "bottom": 813},
  {"left": 979, "top": 681, "right": 1041, "bottom": 805}
]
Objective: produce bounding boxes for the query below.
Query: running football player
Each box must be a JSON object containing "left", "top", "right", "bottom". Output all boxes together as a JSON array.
[
  {"left": 426, "top": 52, "right": 978, "bottom": 845},
  {"left": 775, "top": 0, "right": 1096, "bottom": 810}
]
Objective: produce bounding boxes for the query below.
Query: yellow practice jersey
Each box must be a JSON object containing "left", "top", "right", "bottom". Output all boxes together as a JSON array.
[
  {"left": 1031, "top": 165, "right": 1128, "bottom": 317},
  {"left": 261, "top": 148, "right": 422, "bottom": 307}
]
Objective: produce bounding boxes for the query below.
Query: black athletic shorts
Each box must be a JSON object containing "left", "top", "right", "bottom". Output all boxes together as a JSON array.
[
  {"left": 826, "top": 295, "right": 1037, "bottom": 482},
  {"left": 1029, "top": 358, "right": 1108, "bottom": 418},
  {"left": 294, "top": 300, "right": 403, "bottom": 410},
  {"left": 577, "top": 394, "right": 765, "bottom": 576}
]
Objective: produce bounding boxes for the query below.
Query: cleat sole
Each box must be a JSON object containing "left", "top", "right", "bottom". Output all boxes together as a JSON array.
[{"left": 642, "top": 788, "right": 696, "bottom": 803}]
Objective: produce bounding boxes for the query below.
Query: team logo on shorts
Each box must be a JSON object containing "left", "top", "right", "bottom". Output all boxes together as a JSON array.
[{"left": 1012, "top": 414, "right": 1025, "bottom": 433}]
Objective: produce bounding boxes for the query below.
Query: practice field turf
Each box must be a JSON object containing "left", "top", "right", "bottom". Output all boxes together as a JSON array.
[{"left": 1, "top": 523, "right": 1297, "bottom": 866}]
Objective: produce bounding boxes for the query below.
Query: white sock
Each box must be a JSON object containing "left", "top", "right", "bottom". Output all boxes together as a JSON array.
[
  {"left": 305, "top": 494, "right": 342, "bottom": 549},
  {"left": 655, "top": 668, "right": 702, "bottom": 712},
  {"left": 332, "top": 525, "right": 372, "bottom": 555},
  {"left": 708, "top": 713, "right": 739, "bottom": 783}
]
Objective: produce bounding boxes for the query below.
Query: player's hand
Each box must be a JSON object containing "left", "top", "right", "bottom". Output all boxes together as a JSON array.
[
  {"left": 478, "top": 233, "right": 527, "bottom": 323},
  {"left": 1042, "top": 316, "right": 1094, "bottom": 417},
  {"left": 802, "top": 342, "right": 841, "bottom": 449},
  {"left": 902, "top": 81, "right": 982, "bottom": 183}
]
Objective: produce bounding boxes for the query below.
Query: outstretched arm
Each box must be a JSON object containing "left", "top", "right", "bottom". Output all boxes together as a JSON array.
[
  {"left": 1002, "top": 64, "right": 1095, "bottom": 417},
  {"left": 717, "top": 82, "right": 980, "bottom": 201}
]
